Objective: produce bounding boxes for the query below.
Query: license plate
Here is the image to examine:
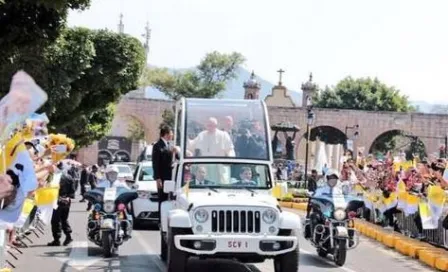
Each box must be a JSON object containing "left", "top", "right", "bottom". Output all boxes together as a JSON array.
[
  {"left": 101, "top": 219, "right": 115, "bottom": 229},
  {"left": 227, "top": 240, "right": 248, "bottom": 249}
]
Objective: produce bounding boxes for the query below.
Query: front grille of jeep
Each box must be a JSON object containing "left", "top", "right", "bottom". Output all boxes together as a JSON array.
[{"left": 211, "top": 210, "right": 261, "bottom": 233}]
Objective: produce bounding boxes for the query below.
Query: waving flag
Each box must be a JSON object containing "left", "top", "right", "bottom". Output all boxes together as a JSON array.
[
  {"left": 396, "top": 180, "right": 407, "bottom": 210},
  {"left": 426, "top": 185, "right": 446, "bottom": 229},
  {"left": 0, "top": 71, "right": 48, "bottom": 144},
  {"left": 0, "top": 133, "right": 37, "bottom": 225}
]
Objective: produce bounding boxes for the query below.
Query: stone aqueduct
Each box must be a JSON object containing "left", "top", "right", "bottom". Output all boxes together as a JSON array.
[
  {"left": 111, "top": 96, "right": 447, "bottom": 159},
  {"left": 77, "top": 78, "right": 448, "bottom": 165}
]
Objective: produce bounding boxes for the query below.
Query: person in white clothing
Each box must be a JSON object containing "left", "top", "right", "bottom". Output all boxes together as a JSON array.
[
  {"left": 188, "top": 117, "right": 235, "bottom": 157},
  {"left": 97, "top": 166, "right": 129, "bottom": 189},
  {"left": 313, "top": 169, "right": 344, "bottom": 197}
]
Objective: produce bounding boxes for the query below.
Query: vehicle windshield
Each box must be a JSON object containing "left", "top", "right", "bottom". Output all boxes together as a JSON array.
[
  {"left": 184, "top": 99, "right": 269, "bottom": 160},
  {"left": 181, "top": 163, "right": 272, "bottom": 189},
  {"left": 117, "top": 166, "right": 132, "bottom": 174},
  {"left": 138, "top": 166, "right": 154, "bottom": 181}
]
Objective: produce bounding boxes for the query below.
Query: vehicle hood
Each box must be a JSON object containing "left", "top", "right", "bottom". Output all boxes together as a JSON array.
[
  {"left": 177, "top": 190, "right": 278, "bottom": 209},
  {"left": 136, "top": 180, "right": 158, "bottom": 192}
]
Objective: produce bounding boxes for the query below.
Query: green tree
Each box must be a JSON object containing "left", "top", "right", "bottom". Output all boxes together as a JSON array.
[
  {"left": 314, "top": 77, "right": 420, "bottom": 156},
  {"left": 160, "top": 109, "right": 175, "bottom": 129},
  {"left": 0, "top": 25, "right": 145, "bottom": 147},
  {"left": 127, "top": 116, "right": 145, "bottom": 141},
  {"left": 313, "top": 77, "right": 415, "bottom": 112},
  {"left": 0, "top": 0, "right": 91, "bottom": 89},
  {"left": 141, "top": 51, "right": 245, "bottom": 125},
  {"left": 61, "top": 103, "right": 115, "bottom": 148},
  {"left": 44, "top": 28, "right": 146, "bottom": 146}
]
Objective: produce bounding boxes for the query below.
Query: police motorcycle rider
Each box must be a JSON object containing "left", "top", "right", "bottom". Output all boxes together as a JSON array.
[
  {"left": 96, "top": 165, "right": 132, "bottom": 238},
  {"left": 97, "top": 166, "right": 130, "bottom": 189},
  {"left": 304, "top": 169, "right": 357, "bottom": 245}
]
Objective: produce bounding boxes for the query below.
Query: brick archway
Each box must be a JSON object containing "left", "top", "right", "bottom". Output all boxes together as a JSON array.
[
  {"left": 295, "top": 126, "right": 347, "bottom": 164},
  {"left": 368, "top": 129, "right": 429, "bottom": 158},
  {"left": 114, "top": 97, "right": 173, "bottom": 142}
]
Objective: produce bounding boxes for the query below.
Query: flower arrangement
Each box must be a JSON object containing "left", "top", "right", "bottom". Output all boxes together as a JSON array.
[{"left": 44, "top": 133, "right": 76, "bottom": 163}]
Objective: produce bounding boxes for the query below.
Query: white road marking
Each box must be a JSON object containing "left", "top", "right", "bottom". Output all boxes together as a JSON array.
[
  {"left": 56, "top": 241, "right": 102, "bottom": 271},
  {"left": 133, "top": 230, "right": 166, "bottom": 272},
  {"left": 299, "top": 248, "right": 359, "bottom": 272}
]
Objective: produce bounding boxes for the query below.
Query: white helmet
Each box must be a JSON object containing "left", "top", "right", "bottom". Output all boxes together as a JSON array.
[
  {"left": 105, "top": 165, "right": 119, "bottom": 174},
  {"left": 325, "top": 169, "right": 339, "bottom": 180}
]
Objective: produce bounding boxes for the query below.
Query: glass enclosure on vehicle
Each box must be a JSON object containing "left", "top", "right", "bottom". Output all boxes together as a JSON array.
[
  {"left": 181, "top": 162, "right": 273, "bottom": 189},
  {"left": 138, "top": 165, "right": 154, "bottom": 181},
  {"left": 180, "top": 99, "right": 271, "bottom": 161}
]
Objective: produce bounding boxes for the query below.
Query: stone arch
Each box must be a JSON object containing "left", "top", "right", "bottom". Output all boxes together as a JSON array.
[
  {"left": 369, "top": 129, "right": 427, "bottom": 160},
  {"left": 125, "top": 115, "right": 147, "bottom": 141},
  {"left": 113, "top": 150, "right": 131, "bottom": 162},
  {"left": 296, "top": 126, "right": 347, "bottom": 165},
  {"left": 97, "top": 149, "right": 113, "bottom": 166}
]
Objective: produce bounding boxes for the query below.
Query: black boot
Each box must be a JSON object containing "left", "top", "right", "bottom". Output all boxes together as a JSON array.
[
  {"left": 63, "top": 236, "right": 73, "bottom": 246},
  {"left": 47, "top": 240, "right": 61, "bottom": 246}
]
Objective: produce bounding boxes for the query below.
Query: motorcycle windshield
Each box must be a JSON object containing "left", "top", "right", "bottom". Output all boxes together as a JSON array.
[
  {"left": 84, "top": 187, "right": 138, "bottom": 205},
  {"left": 312, "top": 193, "right": 364, "bottom": 217},
  {"left": 313, "top": 192, "right": 364, "bottom": 208}
]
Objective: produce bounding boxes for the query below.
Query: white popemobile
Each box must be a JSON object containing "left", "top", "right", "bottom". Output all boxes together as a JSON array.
[{"left": 159, "top": 98, "right": 301, "bottom": 272}]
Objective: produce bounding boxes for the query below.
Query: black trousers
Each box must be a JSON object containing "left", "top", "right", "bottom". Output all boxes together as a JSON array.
[
  {"left": 51, "top": 202, "right": 72, "bottom": 241},
  {"left": 80, "top": 182, "right": 87, "bottom": 199}
]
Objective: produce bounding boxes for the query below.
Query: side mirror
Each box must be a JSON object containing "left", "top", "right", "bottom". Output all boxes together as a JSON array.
[
  {"left": 126, "top": 179, "right": 135, "bottom": 184},
  {"left": 164, "top": 180, "right": 175, "bottom": 194}
]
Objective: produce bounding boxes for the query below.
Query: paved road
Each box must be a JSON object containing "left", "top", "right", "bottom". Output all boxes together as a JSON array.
[{"left": 10, "top": 199, "right": 436, "bottom": 272}]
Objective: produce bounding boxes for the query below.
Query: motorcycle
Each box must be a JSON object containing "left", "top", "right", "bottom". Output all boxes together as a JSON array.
[
  {"left": 304, "top": 192, "right": 363, "bottom": 266},
  {"left": 84, "top": 186, "right": 138, "bottom": 257}
]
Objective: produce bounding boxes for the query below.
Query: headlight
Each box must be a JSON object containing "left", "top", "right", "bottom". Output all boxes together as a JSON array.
[
  {"left": 334, "top": 208, "right": 346, "bottom": 221},
  {"left": 104, "top": 201, "right": 115, "bottom": 213},
  {"left": 194, "top": 209, "right": 209, "bottom": 223},
  {"left": 262, "top": 209, "right": 277, "bottom": 224}
]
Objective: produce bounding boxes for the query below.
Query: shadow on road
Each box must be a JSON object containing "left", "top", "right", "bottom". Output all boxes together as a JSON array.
[
  {"left": 299, "top": 251, "right": 340, "bottom": 269},
  {"left": 187, "top": 258, "right": 262, "bottom": 272}
]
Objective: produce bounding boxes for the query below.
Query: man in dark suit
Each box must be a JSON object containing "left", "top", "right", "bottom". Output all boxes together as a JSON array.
[
  {"left": 190, "top": 166, "right": 213, "bottom": 186},
  {"left": 152, "top": 126, "right": 174, "bottom": 222}
]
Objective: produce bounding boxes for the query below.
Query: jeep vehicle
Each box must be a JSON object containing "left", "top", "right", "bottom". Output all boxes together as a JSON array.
[{"left": 159, "top": 98, "right": 301, "bottom": 272}]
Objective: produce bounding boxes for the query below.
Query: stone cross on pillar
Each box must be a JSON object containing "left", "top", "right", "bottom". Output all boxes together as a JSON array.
[{"left": 277, "top": 69, "right": 285, "bottom": 86}]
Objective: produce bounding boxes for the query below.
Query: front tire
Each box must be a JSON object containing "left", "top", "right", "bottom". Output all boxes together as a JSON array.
[
  {"left": 317, "top": 248, "right": 327, "bottom": 258},
  {"left": 160, "top": 230, "right": 167, "bottom": 261},
  {"left": 274, "top": 230, "right": 299, "bottom": 272},
  {"left": 102, "top": 231, "right": 115, "bottom": 258},
  {"left": 167, "top": 227, "right": 189, "bottom": 272},
  {"left": 334, "top": 239, "right": 347, "bottom": 266},
  {"left": 130, "top": 203, "right": 142, "bottom": 229}
]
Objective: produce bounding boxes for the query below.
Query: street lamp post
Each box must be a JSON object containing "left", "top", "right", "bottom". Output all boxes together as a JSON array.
[
  {"left": 445, "top": 134, "right": 448, "bottom": 159},
  {"left": 304, "top": 98, "right": 315, "bottom": 189}
]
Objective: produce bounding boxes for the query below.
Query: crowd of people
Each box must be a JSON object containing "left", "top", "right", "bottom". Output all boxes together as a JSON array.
[{"left": 298, "top": 151, "right": 448, "bottom": 240}]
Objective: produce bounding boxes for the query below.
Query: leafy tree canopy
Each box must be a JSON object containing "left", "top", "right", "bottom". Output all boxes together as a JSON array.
[
  {"left": 0, "top": 24, "right": 146, "bottom": 147},
  {"left": 45, "top": 28, "right": 146, "bottom": 146},
  {"left": 141, "top": 51, "right": 245, "bottom": 127},
  {"left": 313, "top": 77, "right": 420, "bottom": 157},
  {"left": 0, "top": 0, "right": 90, "bottom": 51},
  {"left": 141, "top": 51, "right": 245, "bottom": 100},
  {"left": 127, "top": 116, "right": 145, "bottom": 142},
  {"left": 313, "top": 77, "right": 415, "bottom": 112}
]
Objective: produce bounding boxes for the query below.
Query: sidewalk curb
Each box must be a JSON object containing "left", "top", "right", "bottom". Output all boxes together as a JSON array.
[{"left": 279, "top": 200, "right": 448, "bottom": 271}]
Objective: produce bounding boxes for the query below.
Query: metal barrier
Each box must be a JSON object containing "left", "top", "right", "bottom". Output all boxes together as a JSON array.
[
  {"left": 3, "top": 206, "right": 46, "bottom": 270},
  {"left": 364, "top": 207, "right": 448, "bottom": 249}
]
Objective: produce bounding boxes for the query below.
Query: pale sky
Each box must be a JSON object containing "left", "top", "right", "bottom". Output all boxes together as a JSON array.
[{"left": 68, "top": 0, "right": 448, "bottom": 104}]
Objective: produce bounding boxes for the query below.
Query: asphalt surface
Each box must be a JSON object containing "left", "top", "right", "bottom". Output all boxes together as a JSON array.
[{"left": 9, "top": 197, "right": 436, "bottom": 272}]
